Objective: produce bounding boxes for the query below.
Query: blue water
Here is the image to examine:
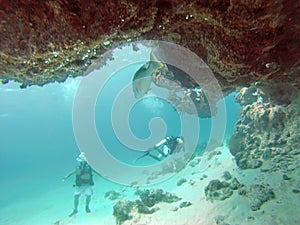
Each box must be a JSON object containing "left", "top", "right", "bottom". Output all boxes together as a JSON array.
[
  {"left": 0, "top": 47, "right": 240, "bottom": 224},
  {"left": 0, "top": 80, "right": 80, "bottom": 206},
  {"left": 0, "top": 79, "right": 239, "bottom": 199},
  {"left": 95, "top": 63, "right": 182, "bottom": 165}
]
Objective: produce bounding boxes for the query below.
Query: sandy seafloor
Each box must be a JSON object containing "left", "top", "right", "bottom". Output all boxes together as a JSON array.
[{"left": 1, "top": 146, "right": 299, "bottom": 225}]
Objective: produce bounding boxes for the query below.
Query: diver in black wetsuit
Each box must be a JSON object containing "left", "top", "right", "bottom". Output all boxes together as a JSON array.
[{"left": 135, "top": 136, "right": 184, "bottom": 162}]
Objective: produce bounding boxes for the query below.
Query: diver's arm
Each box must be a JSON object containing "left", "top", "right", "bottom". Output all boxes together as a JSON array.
[{"left": 62, "top": 169, "right": 76, "bottom": 181}]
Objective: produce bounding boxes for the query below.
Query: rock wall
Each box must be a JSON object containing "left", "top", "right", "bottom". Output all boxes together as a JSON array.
[
  {"left": 229, "top": 83, "right": 300, "bottom": 171},
  {"left": 0, "top": 0, "right": 299, "bottom": 90}
]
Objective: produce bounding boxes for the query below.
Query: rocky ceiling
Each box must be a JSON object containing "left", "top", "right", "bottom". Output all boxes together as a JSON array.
[{"left": 0, "top": 0, "right": 299, "bottom": 90}]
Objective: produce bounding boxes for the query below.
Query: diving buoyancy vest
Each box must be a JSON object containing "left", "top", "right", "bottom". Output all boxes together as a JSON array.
[
  {"left": 166, "top": 136, "right": 178, "bottom": 153},
  {"left": 75, "top": 163, "right": 94, "bottom": 186}
]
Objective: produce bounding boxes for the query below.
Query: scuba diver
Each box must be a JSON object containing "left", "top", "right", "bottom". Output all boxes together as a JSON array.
[
  {"left": 135, "top": 136, "right": 184, "bottom": 162},
  {"left": 62, "top": 152, "right": 98, "bottom": 217}
]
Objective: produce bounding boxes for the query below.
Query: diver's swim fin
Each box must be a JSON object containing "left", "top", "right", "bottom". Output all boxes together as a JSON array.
[{"left": 134, "top": 151, "right": 150, "bottom": 163}]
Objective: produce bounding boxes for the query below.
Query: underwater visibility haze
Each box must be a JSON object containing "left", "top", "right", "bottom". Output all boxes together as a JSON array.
[{"left": 1, "top": 42, "right": 298, "bottom": 225}]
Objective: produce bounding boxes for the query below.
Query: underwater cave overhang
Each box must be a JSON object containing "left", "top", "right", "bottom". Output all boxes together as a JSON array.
[{"left": 0, "top": 0, "right": 299, "bottom": 90}]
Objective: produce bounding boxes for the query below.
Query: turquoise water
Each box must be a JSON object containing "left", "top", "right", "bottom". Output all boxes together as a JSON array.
[
  {"left": 0, "top": 48, "right": 240, "bottom": 224},
  {"left": 0, "top": 80, "right": 80, "bottom": 206},
  {"left": 95, "top": 62, "right": 182, "bottom": 165},
  {"left": 0, "top": 80, "right": 239, "bottom": 197}
]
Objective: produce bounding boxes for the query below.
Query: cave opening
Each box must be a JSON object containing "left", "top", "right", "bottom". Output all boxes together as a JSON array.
[
  {"left": 0, "top": 40, "right": 241, "bottom": 185},
  {"left": 4, "top": 40, "right": 300, "bottom": 225}
]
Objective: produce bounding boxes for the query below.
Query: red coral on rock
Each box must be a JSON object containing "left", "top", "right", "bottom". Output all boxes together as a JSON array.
[{"left": 0, "top": 1, "right": 299, "bottom": 91}]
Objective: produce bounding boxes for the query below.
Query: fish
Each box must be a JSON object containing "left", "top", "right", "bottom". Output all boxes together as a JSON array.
[{"left": 132, "top": 49, "right": 164, "bottom": 99}]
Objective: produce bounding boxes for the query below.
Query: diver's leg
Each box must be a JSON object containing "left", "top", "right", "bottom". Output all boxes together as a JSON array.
[
  {"left": 74, "top": 194, "right": 80, "bottom": 210},
  {"left": 148, "top": 153, "right": 162, "bottom": 161},
  {"left": 154, "top": 147, "right": 164, "bottom": 156},
  {"left": 85, "top": 195, "right": 91, "bottom": 213},
  {"left": 85, "top": 186, "right": 93, "bottom": 213},
  {"left": 69, "top": 194, "right": 80, "bottom": 217}
]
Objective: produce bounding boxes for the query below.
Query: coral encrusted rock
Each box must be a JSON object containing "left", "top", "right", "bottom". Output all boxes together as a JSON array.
[
  {"left": 0, "top": 1, "right": 299, "bottom": 93},
  {"left": 113, "top": 188, "right": 182, "bottom": 224},
  {"left": 205, "top": 179, "right": 233, "bottom": 201},
  {"left": 238, "top": 184, "right": 276, "bottom": 211},
  {"left": 229, "top": 84, "right": 300, "bottom": 170},
  {"left": 135, "top": 188, "right": 182, "bottom": 207},
  {"left": 113, "top": 200, "right": 135, "bottom": 225}
]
